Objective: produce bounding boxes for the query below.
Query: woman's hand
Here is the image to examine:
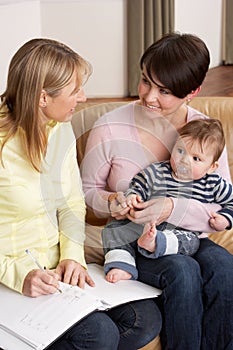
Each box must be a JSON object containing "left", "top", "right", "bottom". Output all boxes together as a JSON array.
[
  {"left": 22, "top": 269, "right": 60, "bottom": 297},
  {"left": 55, "top": 259, "right": 95, "bottom": 289},
  {"left": 126, "top": 197, "right": 173, "bottom": 225}
]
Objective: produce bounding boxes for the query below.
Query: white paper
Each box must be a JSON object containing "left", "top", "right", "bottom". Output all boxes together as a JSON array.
[
  {"left": 86, "top": 263, "right": 161, "bottom": 308},
  {"left": 0, "top": 263, "right": 161, "bottom": 350}
]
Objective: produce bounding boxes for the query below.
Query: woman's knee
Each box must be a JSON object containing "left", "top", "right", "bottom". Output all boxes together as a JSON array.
[
  {"left": 68, "top": 312, "right": 120, "bottom": 349},
  {"left": 124, "top": 299, "right": 161, "bottom": 335},
  {"left": 107, "top": 299, "right": 161, "bottom": 348},
  {"left": 139, "top": 254, "right": 201, "bottom": 289},
  {"left": 162, "top": 256, "right": 203, "bottom": 299},
  {"left": 195, "top": 239, "right": 233, "bottom": 293},
  {"left": 203, "top": 258, "right": 233, "bottom": 297}
]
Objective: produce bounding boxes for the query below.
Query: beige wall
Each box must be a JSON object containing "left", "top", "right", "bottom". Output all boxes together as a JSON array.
[
  {"left": 40, "top": 0, "right": 127, "bottom": 98},
  {"left": 0, "top": 0, "right": 41, "bottom": 95},
  {"left": 0, "top": 0, "right": 222, "bottom": 97},
  {"left": 175, "top": 0, "right": 222, "bottom": 69}
]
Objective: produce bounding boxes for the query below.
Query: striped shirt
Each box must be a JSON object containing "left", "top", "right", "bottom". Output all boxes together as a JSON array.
[{"left": 126, "top": 161, "right": 233, "bottom": 229}]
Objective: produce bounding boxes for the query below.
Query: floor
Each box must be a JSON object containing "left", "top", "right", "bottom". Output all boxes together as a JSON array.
[{"left": 88, "top": 65, "right": 233, "bottom": 102}]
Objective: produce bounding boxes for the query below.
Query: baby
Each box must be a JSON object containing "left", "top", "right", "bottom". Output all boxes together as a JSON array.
[{"left": 102, "top": 118, "right": 233, "bottom": 282}]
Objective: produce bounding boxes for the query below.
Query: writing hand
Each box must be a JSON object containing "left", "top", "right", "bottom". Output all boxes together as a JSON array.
[{"left": 22, "top": 269, "right": 60, "bottom": 297}]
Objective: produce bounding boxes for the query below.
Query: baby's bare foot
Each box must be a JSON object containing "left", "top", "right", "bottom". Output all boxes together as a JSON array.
[
  {"left": 106, "top": 268, "right": 132, "bottom": 283},
  {"left": 137, "top": 223, "right": 157, "bottom": 252}
]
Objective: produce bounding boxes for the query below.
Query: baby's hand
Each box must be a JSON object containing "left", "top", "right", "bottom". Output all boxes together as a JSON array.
[
  {"left": 126, "top": 194, "right": 142, "bottom": 208},
  {"left": 109, "top": 192, "right": 142, "bottom": 220},
  {"left": 209, "top": 211, "right": 229, "bottom": 231}
]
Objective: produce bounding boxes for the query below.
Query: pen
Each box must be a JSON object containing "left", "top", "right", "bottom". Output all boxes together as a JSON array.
[{"left": 25, "top": 249, "right": 62, "bottom": 293}]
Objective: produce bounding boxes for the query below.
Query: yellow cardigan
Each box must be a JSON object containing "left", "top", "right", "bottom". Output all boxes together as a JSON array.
[{"left": 0, "top": 122, "right": 86, "bottom": 293}]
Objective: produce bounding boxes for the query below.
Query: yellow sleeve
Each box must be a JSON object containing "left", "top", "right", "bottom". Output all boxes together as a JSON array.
[
  {"left": 57, "top": 123, "right": 87, "bottom": 268},
  {"left": 59, "top": 235, "right": 87, "bottom": 269},
  {"left": 0, "top": 253, "right": 37, "bottom": 293}
]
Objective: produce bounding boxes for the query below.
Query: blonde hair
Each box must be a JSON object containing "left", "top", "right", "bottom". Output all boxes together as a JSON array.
[
  {"left": 0, "top": 38, "right": 92, "bottom": 171},
  {"left": 179, "top": 118, "right": 225, "bottom": 162}
]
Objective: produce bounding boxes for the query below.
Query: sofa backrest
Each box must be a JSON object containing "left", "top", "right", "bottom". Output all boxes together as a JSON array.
[
  {"left": 72, "top": 101, "right": 126, "bottom": 168},
  {"left": 71, "top": 97, "right": 233, "bottom": 254},
  {"left": 188, "top": 97, "right": 233, "bottom": 177}
]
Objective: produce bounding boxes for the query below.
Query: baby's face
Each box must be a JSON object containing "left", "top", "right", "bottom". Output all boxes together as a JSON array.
[{"left": 170, "top": 136, "right": 217, "bottom": 181}]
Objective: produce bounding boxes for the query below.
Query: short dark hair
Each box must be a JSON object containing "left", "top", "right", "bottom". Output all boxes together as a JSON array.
[{"left": 140, "top": 32, "right": 210, "bottom": 98}]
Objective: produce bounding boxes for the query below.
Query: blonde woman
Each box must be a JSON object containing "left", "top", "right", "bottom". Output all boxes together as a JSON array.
[{"left": 0, "top": 38, "right": 161, "bottom": 350}]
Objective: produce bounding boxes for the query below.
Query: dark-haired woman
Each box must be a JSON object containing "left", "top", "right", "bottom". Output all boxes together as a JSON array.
[{"left": 82, "top": 32, "right": 233, "bottom": 350}]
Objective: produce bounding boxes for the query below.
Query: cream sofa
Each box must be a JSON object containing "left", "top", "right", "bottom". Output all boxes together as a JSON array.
[{"left": 71, "top": 97, "right": 233, "bottom": 350}]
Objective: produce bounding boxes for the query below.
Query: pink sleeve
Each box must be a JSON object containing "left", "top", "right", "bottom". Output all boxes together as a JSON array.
[
  {"left": 167, "top": 146, "right": 232, "bottom": 232},
  {"left": 168, "top": 198, "right": 221, "bottom": 232},
  {"left": 81, "top": 120, "right": 113, "bottom": 217},
  {"left": 81, "top": 103, "right": 150, "bottom": 218},
  {"left": 81, "top": 111, "right": 139, "bottom": 218}
]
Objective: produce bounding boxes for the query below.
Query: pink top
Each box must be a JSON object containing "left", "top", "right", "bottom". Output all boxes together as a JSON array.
[{"left": 81, "top": 101, "right": 231, "bottom": 232}]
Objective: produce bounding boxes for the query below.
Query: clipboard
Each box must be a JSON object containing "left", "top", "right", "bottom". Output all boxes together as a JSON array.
[{"left": 0, "top": 264, "right": 161, "bottom": 350}]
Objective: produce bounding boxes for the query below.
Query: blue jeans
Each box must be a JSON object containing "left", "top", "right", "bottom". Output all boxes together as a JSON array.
[
  {"left": 137, "top": 238, "right": 233, "bottom": 350},
  {"left": 47, "top": 299, "right": 161, "bottom": 349}
]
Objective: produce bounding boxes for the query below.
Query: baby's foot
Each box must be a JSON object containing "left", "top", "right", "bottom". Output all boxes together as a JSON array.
[
  {"left": 106, "top": 268, "right": 132, "bottom": 283},
  {"left": 137, "top": 223, "right": 157, "bottom": 252}
]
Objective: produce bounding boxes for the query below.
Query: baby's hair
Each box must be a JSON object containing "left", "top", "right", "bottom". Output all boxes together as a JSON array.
[{"left": 178, "top": 118, "right": 225, "bottom": 162}]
